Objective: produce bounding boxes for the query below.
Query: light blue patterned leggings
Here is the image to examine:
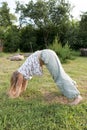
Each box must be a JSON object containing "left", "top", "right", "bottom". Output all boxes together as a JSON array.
[{"left": 41, "top": 49, "right": 80, "bottom": 99}]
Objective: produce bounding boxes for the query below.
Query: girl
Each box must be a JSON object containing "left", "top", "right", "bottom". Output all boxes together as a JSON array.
[{"left": 8, "top": 49, "right": 82, "bottom": 105}]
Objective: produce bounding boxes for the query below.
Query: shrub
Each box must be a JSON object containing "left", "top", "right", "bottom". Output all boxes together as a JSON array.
[{"left": 49, "top": 37, "right": 72, "bottom": 63}]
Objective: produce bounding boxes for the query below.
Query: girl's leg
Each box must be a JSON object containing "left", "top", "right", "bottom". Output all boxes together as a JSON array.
[{"left": 41, "top": 49, "right": 82, "bottom": 105}]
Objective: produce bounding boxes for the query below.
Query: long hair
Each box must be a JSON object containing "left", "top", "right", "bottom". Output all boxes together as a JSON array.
[
  {"left": 8, "top": 71, "right": 27, "bottom": 98},
  {"left": 10, "top": 71, "right": 19, "bottom": 89},
  {"left": 8, "top": 71, "right": 23, "bottom": 98}
]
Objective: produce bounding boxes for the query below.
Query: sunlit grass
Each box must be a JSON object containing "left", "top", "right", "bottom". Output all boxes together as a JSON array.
[{"left": 0, "top": 53, "right": 87, "bottom": 130}]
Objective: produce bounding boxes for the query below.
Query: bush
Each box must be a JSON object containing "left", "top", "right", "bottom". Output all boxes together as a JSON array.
[{"left": 49, "top": 37, "right": 72, "bottom": 63}]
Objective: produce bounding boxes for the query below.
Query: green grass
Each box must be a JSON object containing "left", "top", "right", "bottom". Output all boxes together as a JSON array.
[{"left": 0, "top": 53, "right": 87, "bottom": 130}]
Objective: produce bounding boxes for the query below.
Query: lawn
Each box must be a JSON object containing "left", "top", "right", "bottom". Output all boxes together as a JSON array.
[{"left": 0, "top": 53, "right": 87, "bottom": 130}]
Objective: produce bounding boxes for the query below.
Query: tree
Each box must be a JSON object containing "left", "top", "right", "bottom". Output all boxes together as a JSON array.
[
  {"left": 78, "top": 12, "right": 87, "bottom": 48},
  {"left": 0, "top": 2, "right": 18, "bottom": 52},
  {"left": 16, "top": 0, "right": 71, "bottom": 48},
  {"left": 19, "top": 25, "right": 36, "bottom": 52},
  {"left": 4, "top": 26, "right": 20, "bottom": 52},
  {"left": 64, "top": 19, "right": 79, "bottom": 49},
  {"left": 0, "top": 2, "right": 17, "bottom": 27}
]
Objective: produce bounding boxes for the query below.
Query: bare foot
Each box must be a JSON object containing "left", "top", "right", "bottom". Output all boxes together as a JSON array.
[{"left": 69, "top": 95, "right": 83, "bottom": 105}]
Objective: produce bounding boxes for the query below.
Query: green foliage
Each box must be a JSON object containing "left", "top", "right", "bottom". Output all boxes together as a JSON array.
[
  {"left": 64, "top": 20, "right": 80, "bottom": 50},
  {"left": 49, "top": 37, "right": 72, "bottom": 63},
  {"left": 78, "top": 12, "right": 87, "bottom": 48},
  {"left": 4, "top": 26, "right": 21, "bottom": 52},
  {"left": 16, "top": 0, "right": 71, "bottom": 27},
  {"left": 1, "top": 1, "right": 87, "bottom": 52},
  {"left": 0, "top": 2, "right": 12, "bottom": 27},
  {"left": 16, "top": 0, "right": 71, "bottom": 48},
  {"left": 19, "top": 25, "right": 37, "bottom": 52},
  {"left": 0, "top": 2, "right": 16, "bottom": 27},
  {"left": 0, "top": 26, "right": 5, "bottom": 40}
]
